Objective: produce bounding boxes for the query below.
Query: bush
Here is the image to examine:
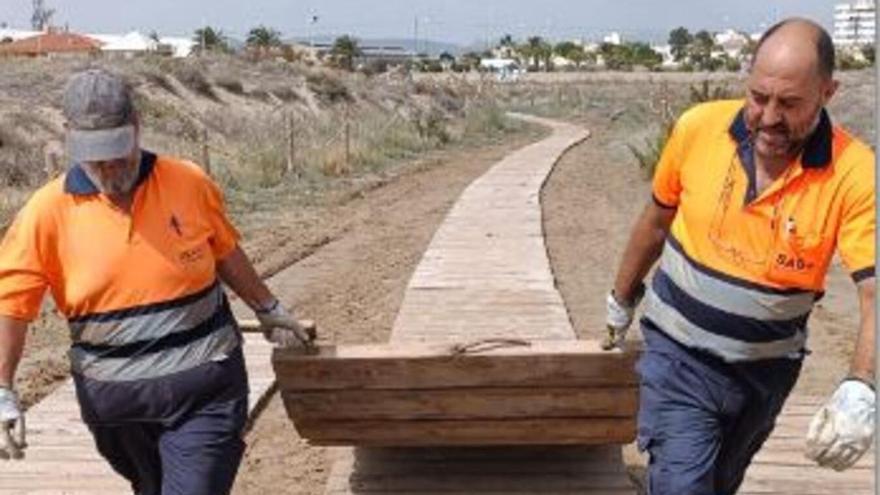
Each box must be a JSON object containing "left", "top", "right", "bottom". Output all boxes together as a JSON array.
[
  {"left": 724, "top": 57, "right": 742, "bottom": 73},
  {"left": 361, "top": 59, "right": 389, "bottom": 76},
  {"left": 306, "top": 72, "right": 352, "bottom": 104},
  {"left": 628, "top": 80, "right": 736, "bottom": 178},
  {"left": 172, "top": 65, "right": 219, "bottom": 101},
  {"left": 0, "top": 123, "right": 42, "bottom": 187},
  {"left": 141, "top": 70, "right": 179, "bottom": 97},
  {"left": 838, "top": 53, "right": 870, "bottom": 71},
  {"left": 627, "top": 119, "right": 674, "bottom": 178},
  {"left": 215, "top": 77, "right": 244, "bottom": 95},
  {"left": 689, "top": 80, "right": 735, "bottom": 104},
  {"left": 412, "top": 109, "right": 451, "bottom": 144},
  {"left": 268, "top": 85, "right": 301, "bottom": 103}
]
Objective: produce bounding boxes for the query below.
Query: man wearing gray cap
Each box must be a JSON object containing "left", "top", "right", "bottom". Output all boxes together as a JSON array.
[{"left": 0, "top": 68, "right": 313, "bottom": 494}]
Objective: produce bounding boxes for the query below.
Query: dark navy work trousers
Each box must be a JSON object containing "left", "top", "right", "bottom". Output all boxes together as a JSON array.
[
  {"left": 637, "top": 320, "right": 802, "bottom": 495},
  {"left": 74, "top": 348, "right": 249, "bottom": 495}
]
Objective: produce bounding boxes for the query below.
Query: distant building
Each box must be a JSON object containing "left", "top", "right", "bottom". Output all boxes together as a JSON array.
[
  {"left": 602, "top": 32, "right": 622, "bottom": 45},
  {"left": 714, "top": 29, "right": 751, "bottom": 59},
  {"left": 303, "top": 41, "right": 414, "bottom": 67},
  {"left": 157, "top": 37, "right": 196, "bottom": 58},
  {"left": 360, "top": 45, "right": 412, "bottom": 63},
  {"left": 89, "top": 31, "right": 156, "bottom": 58},
  {"left": 0, "top": 30, "right": 101, "bottom": 57},
  {"left": 0, "top": 28, "right": 41, "bottom": 43},
  {"left": 480, "top": 58, "right": 522, "bottom": 79},
  {"left": 834, "top": 0, "right": 876, "bottom": 46},
  {"left": 90, "top": 32, "right": 194, "bottom": 58},
  {"left": 651, "top": 44, "right": 679, "bottom": 68}
]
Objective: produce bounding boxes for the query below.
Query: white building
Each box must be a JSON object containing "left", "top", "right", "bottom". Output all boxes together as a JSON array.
[
  {"left": 714, "top": 29, "right": 751, "bottom": 59},
  {"left": 833, "top": 0, "right": 876, "bottom": 46},
  {"left": 602, "top": 32, "right": 622, "bottom": 45},
  {"left": 651, "top": 44, "right": 679, "bottom": 68},
  {"left": 89, "top": 31, "right": 194, "bottom": 58},
  {"left": 479, "top": 58, "right": 522, "bottom": 80},
  {"left": 157, "top": 37, "right": 195, "bottom": 58},
  {"left": 89, "top": 31, "right": 156, "bottom": 57},
  {"left": 0, "top": 28, "right": 41, "bottom": 42}
]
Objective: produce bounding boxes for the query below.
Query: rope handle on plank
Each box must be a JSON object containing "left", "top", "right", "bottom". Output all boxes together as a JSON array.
[{"left": 449, "top": 338, "right": 532, "bottom": 355}]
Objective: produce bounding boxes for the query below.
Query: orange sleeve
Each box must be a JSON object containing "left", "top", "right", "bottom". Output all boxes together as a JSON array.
[
  {"left": 651, "top": 117, "right": 688, "bottom": 209},
  {"left": 837, "top": 158, "right": 876, "bottom": 283},
  {"left": 202, "top": 176, "right": 241, "bottom": 261},
  {"left": 0, "top": 198, "right": 51, "bottom": 321}
]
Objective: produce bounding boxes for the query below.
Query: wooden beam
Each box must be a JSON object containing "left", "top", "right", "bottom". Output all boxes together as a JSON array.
[
  {"left": 282, "top": 386, "right": 638, "bottom": 421},
  {"left": 273, "top": 340, "right": 641, "bottom": 391},
  {"left": 295, "top": 417, "right": 637, "bottom": 446}
]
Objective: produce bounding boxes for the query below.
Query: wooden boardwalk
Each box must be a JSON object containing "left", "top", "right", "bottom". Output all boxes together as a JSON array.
[
  {"left": 2, "top": 111, "right": 873, "bottom": 494},
  {"left": 739, "top": 395, "right": 875, "bottom": 495},
  {"left": 390, "top": 114, "right": 586, "bottom": 345},
  {"left": 0, "top": 331, "right": 275, "bottom": 494},
  {"left": 323, "top": 115, "right": 637, "bottom": 494}
]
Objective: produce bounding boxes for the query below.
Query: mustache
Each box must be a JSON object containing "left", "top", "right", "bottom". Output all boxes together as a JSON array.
[{"left": 748, "top": 124, "right": 789, "bottom": 139}]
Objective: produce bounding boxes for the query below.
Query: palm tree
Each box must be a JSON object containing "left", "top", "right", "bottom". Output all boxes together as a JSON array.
[
  {"left": 460, "top": 52, "right": 482, "bottom": 72},
  {"left": 554, "top": 41, "right": 587, "bottom": 69},
  {"left": 520, "top": 36, "right": 552, "bottom": 71},
  {"left": 246, "top": 25, "right": 282, "bottom": 50},
  {"left": 331, "top": 35, "right": 361, "bottom": 71},
  {"left": 668, "top": 27, "right": 692, "bottom": 63},
  {"left": 691, "top": 30, "right": 718, "bottom": 71},
  {"left": 31, "top": 0, "right": 55, "bottom": 31},
  {"left": 192, "top": 26, "right": 229, "bottom": 53},
  {"left": 498, "top": 34, "right": 516, "bottom": 57}
]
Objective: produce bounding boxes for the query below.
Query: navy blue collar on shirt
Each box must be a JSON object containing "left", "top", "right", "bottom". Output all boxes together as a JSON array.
[
  {"left": 728, "top": 107, "right": 833, "bottom": 169},
  {"left": 64, "top": 150, "right": 157, "bottom": 196}
]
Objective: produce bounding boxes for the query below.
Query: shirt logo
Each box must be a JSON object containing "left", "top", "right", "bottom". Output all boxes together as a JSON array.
[
  {"left": 774, "top": 253, "right": 815, "bottom": 272},
  {"left": 179, "top": 247, "right": 206, "bottom": 265}
]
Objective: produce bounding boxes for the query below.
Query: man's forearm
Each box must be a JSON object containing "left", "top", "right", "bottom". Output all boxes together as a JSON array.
[
  {"left": 849, "top": 279, "right": 875, "bottom": 384},
  {"left": 0, "top": 316, "right": 27, "bottom": 389},
  {"left": 216, "top": 246, "right": 276, "bottom": 312},
  {"left": 613, "top": 202, "right": 676, "bottom": 303}
]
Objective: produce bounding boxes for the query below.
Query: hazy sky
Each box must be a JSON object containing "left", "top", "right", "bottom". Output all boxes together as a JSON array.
[{"left": 2, "top": 0, "right": 837, "bottom": 45}]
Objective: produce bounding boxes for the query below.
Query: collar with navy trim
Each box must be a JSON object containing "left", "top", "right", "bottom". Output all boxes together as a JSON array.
[
  {"left": 728, "top": 107, "right": 833, "bottom": 169},
  {"left": 64, "top": 150, "right": 157, "bottom": 196}
]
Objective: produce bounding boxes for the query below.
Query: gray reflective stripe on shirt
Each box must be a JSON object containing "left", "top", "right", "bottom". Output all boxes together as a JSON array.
[
  {"left": 69, "top": 283, "right": 224, "bottom": 346},
  {"left": 644, "top": 291, "right": 807, "bottom": 362},
  {"left": 70, "top": 323, "right": 240, "bottom": 381},
  {"left": 660, "top": 242, "right": 815, "bottom": 321}
]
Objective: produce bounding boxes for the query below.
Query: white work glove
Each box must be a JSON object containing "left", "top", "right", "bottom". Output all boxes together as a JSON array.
[
  {"left": 805, "top": 379, "right": 875, "bottom": 471},
  {"left": 603, "top": 284, "right": 645, "bottom": 349},
  {"left": 255, "top": 300, "right": 314, "bottom": 349},
  {"left": 0, "top": 386, "right": 25, "bottom": 460}
]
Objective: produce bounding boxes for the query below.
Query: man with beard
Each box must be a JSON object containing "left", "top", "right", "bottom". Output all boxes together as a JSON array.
[
  {"left": 605, "top": 18, "right": 875, "bottom": 494},
  {"left": 0, "top": 69, "right": 313, "bottom": 494}
]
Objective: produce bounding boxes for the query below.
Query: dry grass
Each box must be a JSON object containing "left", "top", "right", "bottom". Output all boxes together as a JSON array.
[
  {"left": 495, "top": 71, "right": 874, "bottom": 173},
  {"left": 0, "top": 55, "right": 525, "bottom": 226}
]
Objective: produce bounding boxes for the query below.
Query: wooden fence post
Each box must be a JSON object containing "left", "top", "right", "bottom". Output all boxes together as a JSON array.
[
  {"left": 344, "top": 105, "right": 351, "bottom": 169},
  {"left": 286, "top": 112, "right": 297, "bottom": 177},
  {"left": 201, "top": 126, "right": 211, "bottom": 176}
]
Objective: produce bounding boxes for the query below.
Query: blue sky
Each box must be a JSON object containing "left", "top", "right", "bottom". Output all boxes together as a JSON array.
[{"left": 2, "top": 0, "right": 837, "bottom": 45}]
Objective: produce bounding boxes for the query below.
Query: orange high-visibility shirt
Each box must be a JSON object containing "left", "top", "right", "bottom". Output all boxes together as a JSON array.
[
  {"left": 644, "top": 100, "right": 874, "bottom": 362},
  {"left": 653, "top": 99, "right": 875, "bottom": 291},
  {"left": 0, "top": 151, "right": 240, "bottom": 322}
]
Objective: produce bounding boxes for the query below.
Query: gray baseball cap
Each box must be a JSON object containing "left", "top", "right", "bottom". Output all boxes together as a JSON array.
[{"left": 62, "top": 69, "right": 136, "bottom": 162}]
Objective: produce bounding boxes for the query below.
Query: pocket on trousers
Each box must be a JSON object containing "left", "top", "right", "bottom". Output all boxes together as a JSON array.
[{"left": 636, "top": 351, "right": 677, "bottom": 453}]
